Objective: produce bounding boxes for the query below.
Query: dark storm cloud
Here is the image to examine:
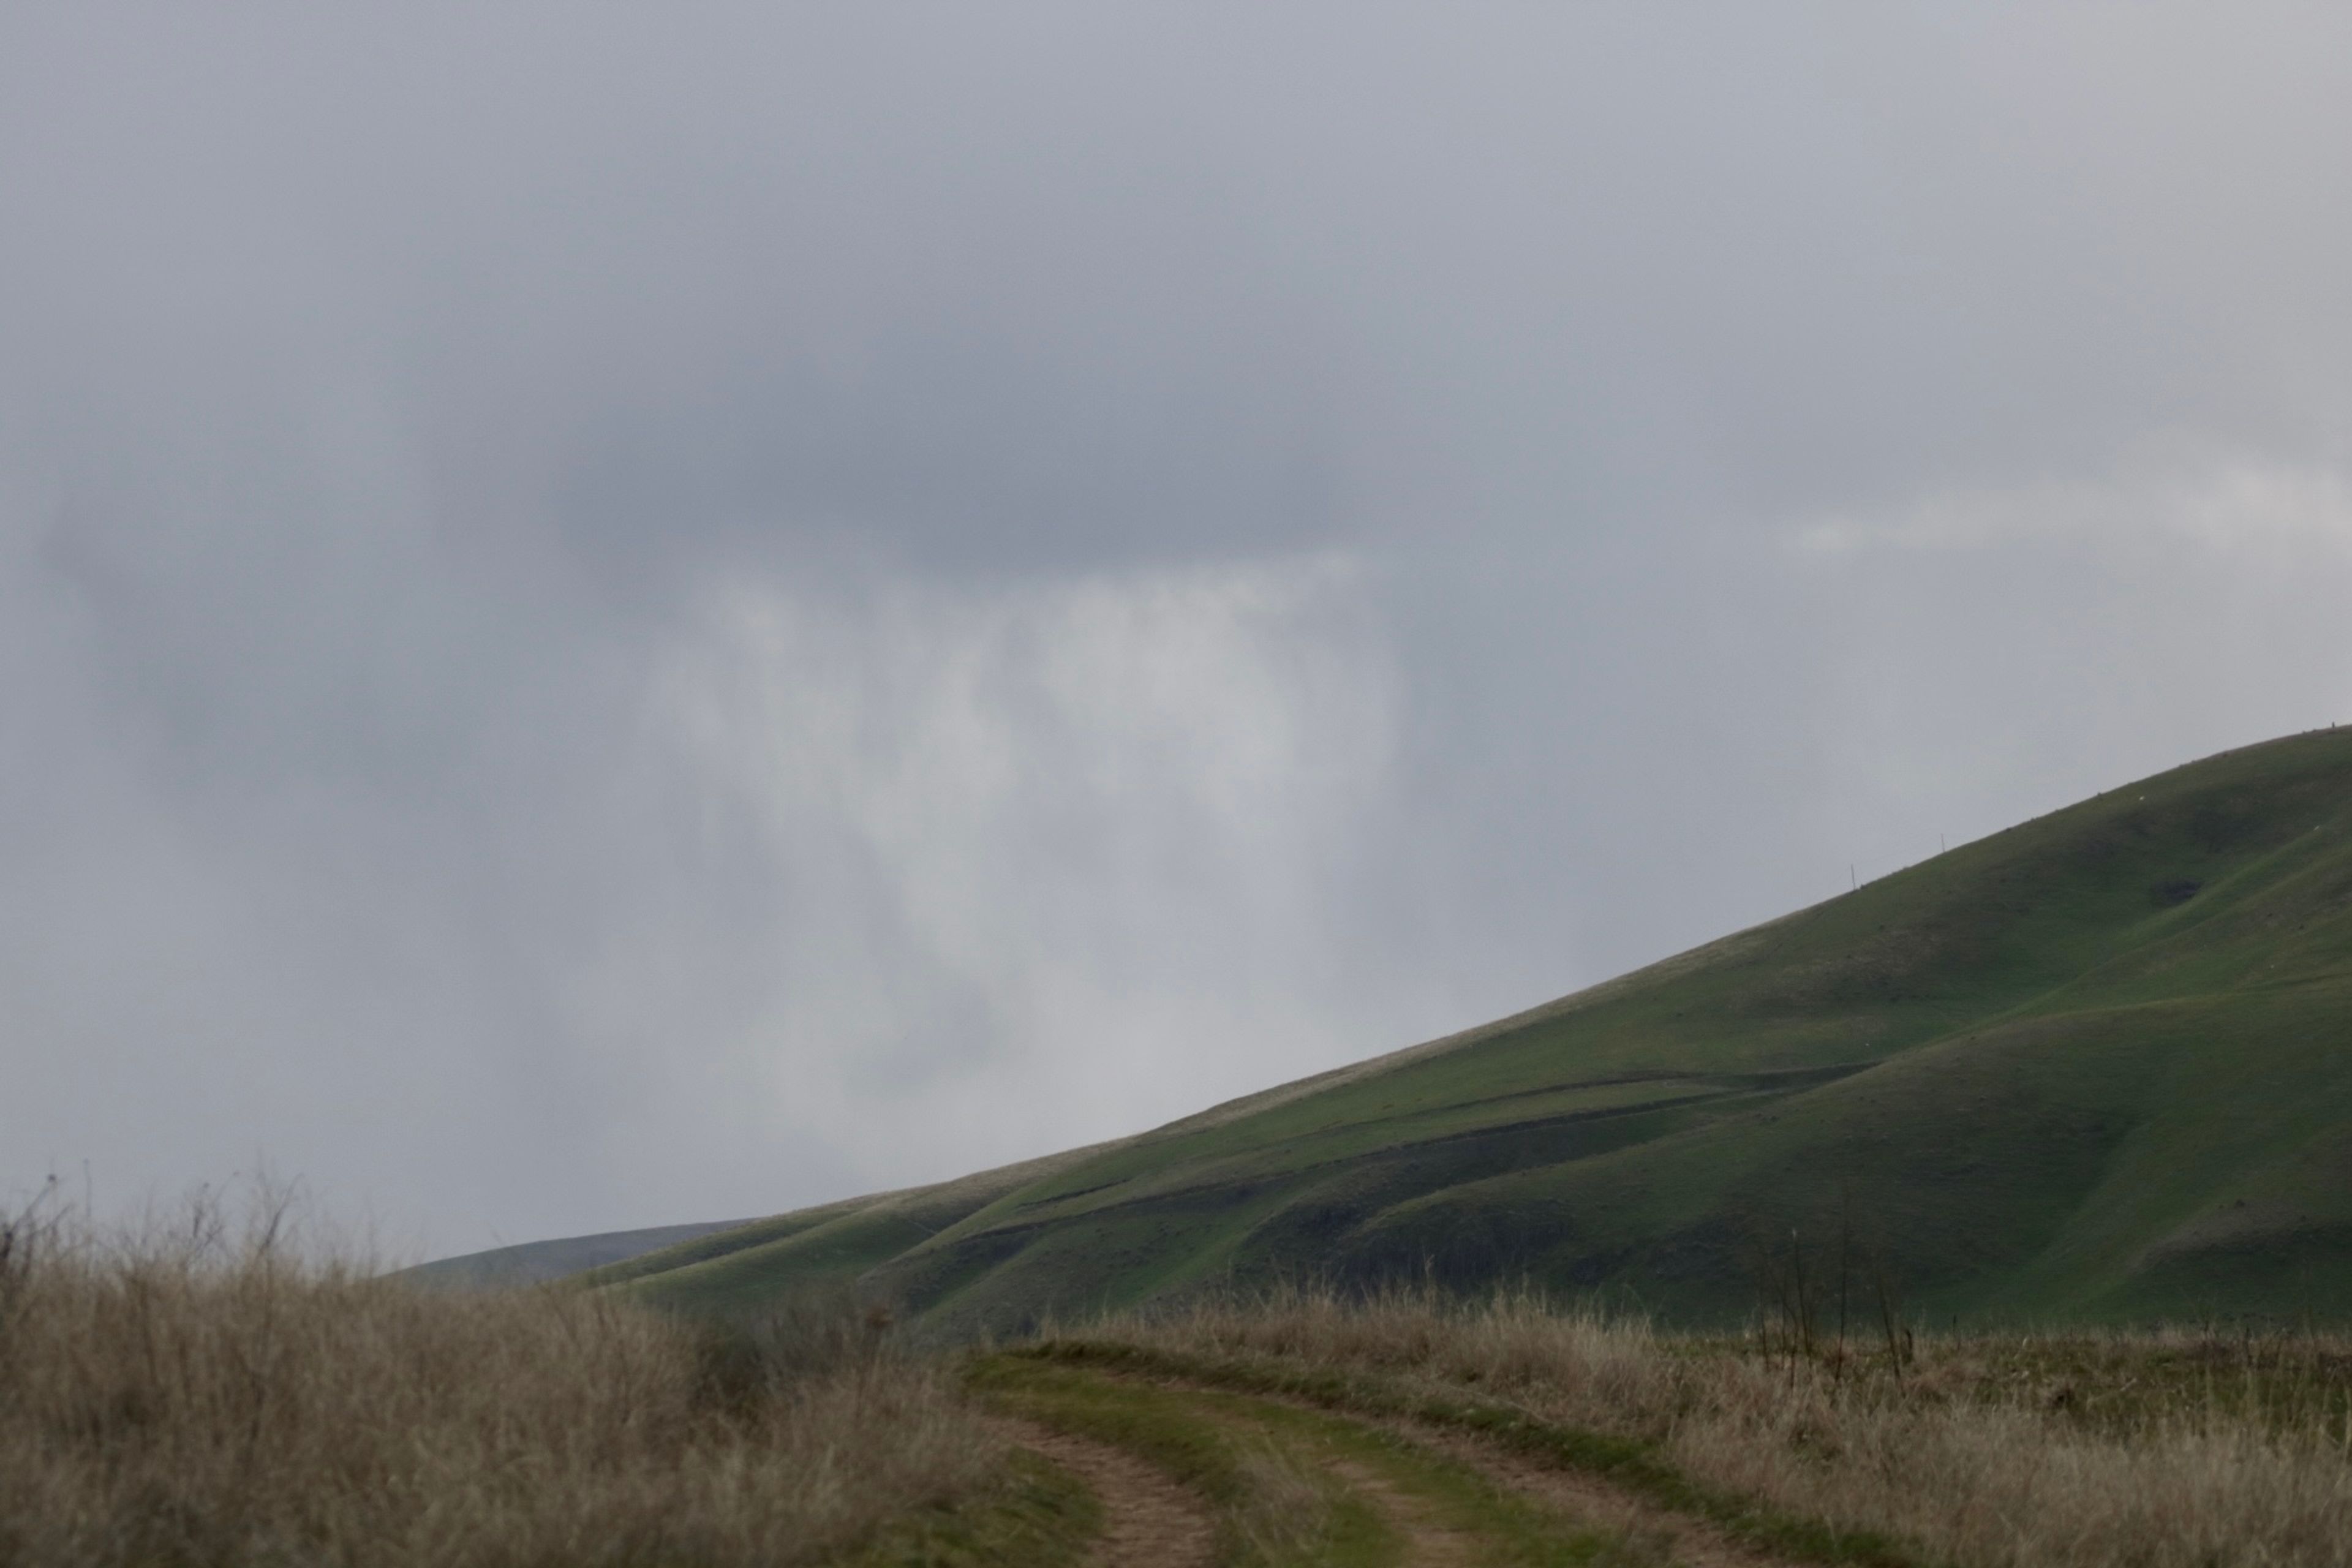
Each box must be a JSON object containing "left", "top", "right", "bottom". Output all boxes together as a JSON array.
[{"left": 5, "top": 2, "right": 2351, "bottom": 1251}]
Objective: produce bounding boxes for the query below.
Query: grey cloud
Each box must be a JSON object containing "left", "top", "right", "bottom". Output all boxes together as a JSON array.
[{"left": 4, "top": 2, "right": 2350, "bottom": 1251}]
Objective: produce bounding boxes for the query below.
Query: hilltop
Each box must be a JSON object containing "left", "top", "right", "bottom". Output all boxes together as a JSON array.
[{"left": 585, "top": 727, "right": 2352, "bottom": 1329}]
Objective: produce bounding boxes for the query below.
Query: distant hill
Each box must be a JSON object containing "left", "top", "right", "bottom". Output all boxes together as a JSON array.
[
  {"left": 398, "top": 1219, "right": 753, "bottom": 1289},
  {"left": 587, "top": 727, "right": 2352, "bottom": 1329}
]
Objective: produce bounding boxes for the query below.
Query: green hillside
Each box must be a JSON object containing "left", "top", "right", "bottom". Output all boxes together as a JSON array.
[
  {"left": 393, "top": 1219, "right": 752, "bottom": 1289},
  {"left": 598, "top": 727, "right": 2352, "bottom": 1329}
]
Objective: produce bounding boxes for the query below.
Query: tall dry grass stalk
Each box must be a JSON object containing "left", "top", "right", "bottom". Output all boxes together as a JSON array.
[
  {"left": 0, "top": 1194, "right": 994, "bottom": 1567},
  {"left": 1111, "top": 1286, "right": 2352, "bottom": 1568}
]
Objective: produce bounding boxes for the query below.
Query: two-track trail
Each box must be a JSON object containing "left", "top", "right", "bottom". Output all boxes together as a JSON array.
[{"left": 976, "top": 1353, "right": 1813, "bottom": 1567}]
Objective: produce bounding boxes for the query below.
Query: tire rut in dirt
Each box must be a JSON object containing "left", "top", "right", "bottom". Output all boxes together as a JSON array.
[{"left": 992, "top": 1416, "right": 1216, "bottom": 1568}]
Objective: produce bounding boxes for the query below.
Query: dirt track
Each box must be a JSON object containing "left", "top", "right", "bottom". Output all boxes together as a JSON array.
[{"left": 992, "top": 1364, "right": 1806, "bottom": 1567}]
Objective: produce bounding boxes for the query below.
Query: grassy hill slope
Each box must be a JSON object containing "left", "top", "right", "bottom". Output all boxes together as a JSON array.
[
  {"left": 603, "top": 728, "right": 2352, "bottom": 1329},
  {"left": 397, "top": 1219, "right": 754, "bottom": 1289}
]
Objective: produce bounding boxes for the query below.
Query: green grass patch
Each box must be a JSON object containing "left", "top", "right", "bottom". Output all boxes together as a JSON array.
[{"left": 827, "top": 1448, "right": 1100, "bottom": 1568}]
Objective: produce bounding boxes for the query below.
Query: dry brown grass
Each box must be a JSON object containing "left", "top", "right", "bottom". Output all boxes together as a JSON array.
[
  {"left": 1106, "top": 1287, "right": 2352, "bottom": 1568},
  {"left": 0, "top": 1194, "right": 997, "bottom": 1567},
  {"left": 1224, "top": 1434, "right": 1336, "bottom": 1564}
]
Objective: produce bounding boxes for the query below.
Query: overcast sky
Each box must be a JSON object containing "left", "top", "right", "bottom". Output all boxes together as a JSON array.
[{"left": 7, "top": 3, "right": 2352, "bottom": 1256}]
